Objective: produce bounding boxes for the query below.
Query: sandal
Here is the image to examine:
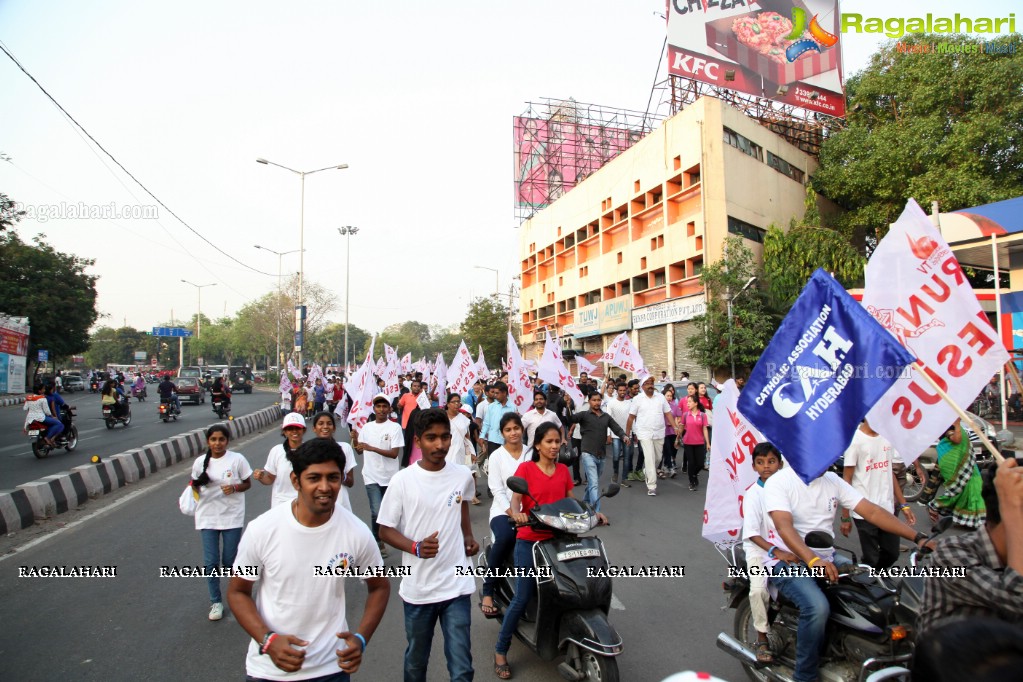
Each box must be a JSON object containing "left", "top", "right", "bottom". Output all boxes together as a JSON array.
[
  {"left": 494, "top": 655, "right": 512, "bottom": 679},
  {"left": 755, "top": 640, "right": 774, "bottom": 663},
  {"left": 479, "top": 599, "right": 501, "bottom": 619},
  {"left": 471, "top": 497, "right": 481, "bottom": 506}
]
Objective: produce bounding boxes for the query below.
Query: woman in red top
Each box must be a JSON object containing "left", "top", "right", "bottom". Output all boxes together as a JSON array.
[
  {"left": 493, "top": 421, "right": 607, "bottom": 679},
  {"left": 677, "top": 394, "right": 710, "bottom": 492}
]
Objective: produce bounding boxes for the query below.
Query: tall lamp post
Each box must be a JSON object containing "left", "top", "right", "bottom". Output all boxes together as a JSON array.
[
  {"left": 254, "top": 245, "right": 303, "bottom": 370},
  {"left": 182, "top": 280, "right": 215, "bottom": 365},
  {"left": 727, "top": 276, "right": 757, "bottom": 379},
  {"left": 256, "top": 157, "right": 348, "bottom": 367},
  {"left": 337, "top": 226, "right": 360, "bottom": 371},
  {"left": 474, "top": 265, "right": 499, "bottom": 297}
]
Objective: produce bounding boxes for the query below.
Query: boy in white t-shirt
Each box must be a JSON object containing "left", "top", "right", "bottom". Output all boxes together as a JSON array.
[
  {"left": 742, "top": 442, "right": 799, "bottom": 664},
  {"left": 228, "top": 438, "right": 390, "bottom": 681},
  {"left": 354, "top": 394, "right": 405, "bottom": 558},
  {"left": 377, "top": 408, "right": 479, "bottom": 682}
]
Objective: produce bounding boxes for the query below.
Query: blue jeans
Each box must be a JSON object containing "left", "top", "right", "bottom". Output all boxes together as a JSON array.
[
  {"left": 200, "top": 527, "right": 242, "bottom": 604},
  {"left": 611, "top": 439, "right": 625, "bottom": 479},
  {"left": 365, "top": 484, "right": 387, "bottom": 543},
  {"left": 483, "top": 515, "right": 517, "bottom": 598},
  {"left": 403, "top": 594, "right": 473, "bottom": 682},
  {"left": 581, "top": 452, "right": 604, "bottom": 511},
  {"left": 496, "top": 539, "right": 538, "bottom": 656},
  {"left": 42, "top": 416, "right": 63, "bottom": 440},
  {"left": 771, "top": 553, "right": 851, "bottom": 681}
]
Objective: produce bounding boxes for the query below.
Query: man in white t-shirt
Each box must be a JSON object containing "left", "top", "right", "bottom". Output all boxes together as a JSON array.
[
  {"left": 354, "top": 394, "right": 404, "bottom": 558},
  {"left": 765, "top": 463, "right": 932, "bottom": 682},
  {"left": 228, "top": 438, "right": 390, "bottom": 681},
  {"left": 378, "top": 408, "right": 479, "bottom": 682},
  {"left": 521, "top": 390, "right": 561, "bottom": 450},
  {"left": 604, "top": 382, "right": 633, "bottom": 487},
  {"left": 840, "top": 420, "right": 916, "bottom": 569},
  {"left": 624, "top": 376, "right": 678, "bottom": 496}
]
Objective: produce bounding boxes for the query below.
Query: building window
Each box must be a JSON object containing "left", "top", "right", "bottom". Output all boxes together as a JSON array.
[
  {"left": 727, "top": 216, "right": 766, "bottom": 243},
  {"left": 766, "top": 151, "right": 805, "bottom": 183},
  {"left": 723, "top": 127, "right": 763, "bottom": 162}
]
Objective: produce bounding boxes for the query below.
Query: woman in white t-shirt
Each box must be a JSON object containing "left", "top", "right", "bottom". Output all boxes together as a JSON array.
[
  {"left": 252, "top": 412, "right": 306, "bottom": 508},
  {"left": 310, "top": 411, "right": 357, "bottom": 512},
  {"left": 189, "top": 424, "right": 252, "bottom": 622},
  {"left": 480, "top": 412, "right": 526, "bottom": 619},
  {"left": 445, "top": 393, "right": 479, "bottom": 504}
]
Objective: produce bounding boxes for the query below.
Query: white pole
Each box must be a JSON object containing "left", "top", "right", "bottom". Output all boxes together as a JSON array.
[
  {"left": 298, "top": 172, "right": 305, "bottom": 369},
  {"left": 992, "top": 233, "right": 1007, "bottom": 430}
]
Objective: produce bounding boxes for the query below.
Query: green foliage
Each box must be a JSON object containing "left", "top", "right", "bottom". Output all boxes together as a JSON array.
[
  {"left": 378, "top": 321, "right": 434, "bottom": 361},
  {"left": 685, "top": 236, "right": 775, "bottom": 374},
  {"left": 1, "top": 193, "right": 25, "bottom": 231},
  {"left": 814, "top": 33, "right": 1023, "bottom": 234},
  {"left": 763, "top": 187, "right": 866, "bottom": 311},
  {"left": 461, "top": 296, "right": 512, "bottom": 366},
  {"left": 0, "top": 231, "right": 98, "bottom": 381}
]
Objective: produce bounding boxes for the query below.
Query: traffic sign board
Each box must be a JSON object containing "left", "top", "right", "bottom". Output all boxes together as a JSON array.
[
  {"left": 151, "top": 327, "right": 194, "bottom": 338},
  {"left": 38, "top": 350, "right": 48, "bottom": 362}
]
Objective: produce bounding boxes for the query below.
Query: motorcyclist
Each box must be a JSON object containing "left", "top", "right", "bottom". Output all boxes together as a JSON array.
[
  {"left": 44, "top": 382, "right": 69, "bottom": 431},
  {"left": 102, "top": 379, "right": 127, "bottom": 418},
  {"left": 211, "top": 376, "right": 231, "bottom": 413},
  {"left": 23, "top": 385, "right": 62, "bottom": 447},
  {"left": 132, "top": 373, "right": 146, "bottom": 398},
  {"left": 158, "top": 375, "right": 181, "bottom": 412}
]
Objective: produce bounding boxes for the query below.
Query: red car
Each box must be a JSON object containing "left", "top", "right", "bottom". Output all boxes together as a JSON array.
[{"left": 174, "top": 377, "right": 205, "bottom": 405}]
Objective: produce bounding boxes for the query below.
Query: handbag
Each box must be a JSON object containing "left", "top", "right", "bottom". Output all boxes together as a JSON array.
[{"left": 178, "top": 485, "right": 199, "bottom": 516}]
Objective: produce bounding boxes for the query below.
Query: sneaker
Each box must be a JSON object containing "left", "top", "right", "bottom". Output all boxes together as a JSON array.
[
  {"left": 688, "top": 484, "right": 695, "bottom": 491},
  {"left": 618, "top": 479, "right": 631, "bottom": 488},
  {"left": 611, "top": 474, "right": 619, "bottom": 484},
  {"left": 647, "top": 489, "right": 657, "bottom": 496},
  {"left": 209, "top": 602, "right": 224, "bottom": 621},
  {"left": 669, "top": 468, "right": 677, "bottom": 479},
  {"left": 378, "top": 541, "right": 389, "bottom": 559}
]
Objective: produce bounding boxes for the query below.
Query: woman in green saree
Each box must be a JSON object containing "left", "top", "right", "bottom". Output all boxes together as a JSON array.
[{"left": 927, "top": 418, "right": 986, "bottom": 529}]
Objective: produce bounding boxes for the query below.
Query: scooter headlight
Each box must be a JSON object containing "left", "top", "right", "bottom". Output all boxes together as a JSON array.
[{"left": 534, "top": 511, "right": 597, "bottom": 534}]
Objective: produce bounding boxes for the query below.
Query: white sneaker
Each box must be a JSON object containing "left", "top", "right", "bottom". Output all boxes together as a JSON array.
[
  {"left": 209, "top": 602, "right": 224, "bottom": 621},
  {"left": 647, "top": 489, "right": 657, "bottom": 496},
  {"left": 378, "top": 541, "right": 389, "bottom": 559}
]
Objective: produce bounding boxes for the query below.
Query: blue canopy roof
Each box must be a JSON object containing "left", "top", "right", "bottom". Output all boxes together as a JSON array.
[{"left": 953, "top": 196, "right": 1023, "bottom": 235}]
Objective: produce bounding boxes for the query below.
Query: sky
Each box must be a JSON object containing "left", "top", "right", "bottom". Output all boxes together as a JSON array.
[{"left": 1, "top": 0, "right": 1018, "bottom": 337}]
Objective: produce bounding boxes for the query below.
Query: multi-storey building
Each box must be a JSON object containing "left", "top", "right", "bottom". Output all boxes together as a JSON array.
[{"left": 518, "top": 96, "right": 822, "bottom": 379}]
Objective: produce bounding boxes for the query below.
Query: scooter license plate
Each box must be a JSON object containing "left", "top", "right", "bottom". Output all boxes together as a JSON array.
[
  {"left": 556, "top": 548, "right": 601, "bottom": 561},
  {"left": 28, "top": 430, "right": 40, "bottom": 436}
]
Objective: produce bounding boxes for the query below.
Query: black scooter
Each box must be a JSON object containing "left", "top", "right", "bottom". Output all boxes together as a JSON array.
[
  {"left": 480, "top": 475, "right": 622, "bottom": 682},
  {"left": 158, "top": 395, "right": 181, "bottom": 423}
]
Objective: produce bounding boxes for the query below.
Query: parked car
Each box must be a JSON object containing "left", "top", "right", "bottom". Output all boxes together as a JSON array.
[
  {"left": 174, "top": 376, "right": 205, "bottom": 405},
  {"left": 63, "top": 375, "right": 85, "bottom": 392}
]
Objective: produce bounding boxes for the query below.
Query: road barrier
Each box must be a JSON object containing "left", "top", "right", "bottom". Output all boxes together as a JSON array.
[{"left": 0, "top": 405, "right": 282, "bottom": 534}]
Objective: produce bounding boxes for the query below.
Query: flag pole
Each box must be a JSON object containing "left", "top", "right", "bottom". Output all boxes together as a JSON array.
[
  {"left": 1005, "top": 360, "right": 1023, "bottom": 398},
  {"left": 912, "top": 361, "right": 1005, "bottom": 463}
]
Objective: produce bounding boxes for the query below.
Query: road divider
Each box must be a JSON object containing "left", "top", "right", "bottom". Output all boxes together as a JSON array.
[{"left": 0, "top": 405, "right": 282, "bottom": 534}]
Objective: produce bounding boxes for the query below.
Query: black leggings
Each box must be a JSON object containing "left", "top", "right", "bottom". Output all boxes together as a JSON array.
[
  {"left": 683, "top": 443, "right": 706, "bottom": 485},
  {"left": 660, "top": 438, "right": 677, "bottom": 470}
]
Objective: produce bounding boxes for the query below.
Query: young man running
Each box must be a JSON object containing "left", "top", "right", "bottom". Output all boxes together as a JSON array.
[{"left": 354, "top": 394, "right": 404, "bottom": 559}]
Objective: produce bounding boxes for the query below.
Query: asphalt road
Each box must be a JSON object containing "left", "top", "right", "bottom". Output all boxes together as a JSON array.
[
  {"left": 0, "top": 387, "right": 279, "bottom": 490},
  {"left": 0, "top": 422, "right": 760, "bottom": 682}
]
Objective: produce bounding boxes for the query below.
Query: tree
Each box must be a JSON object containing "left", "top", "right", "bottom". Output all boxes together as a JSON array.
[
  {"left": 0, "top": 231, "right": 98, "bottom": 383},
  {"left": 378, "top": 321, "right": 434, "bottom": 360},
  {"left": 813, "top": 34, "right": 1023, "bottom": 234},
  {"left": 762, "top": 187, "right": 866, "bottom": 311},
  {"left": 1, "top": 193, "right": 25, "bottom": 232},
  {"left": 461, "top": 296, "right": 511, "bottom": 366},
  {"left": 685, "top": 236, "right": 775, "bottom": 374}
]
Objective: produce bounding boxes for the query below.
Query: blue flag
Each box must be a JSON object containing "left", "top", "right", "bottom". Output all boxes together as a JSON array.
[{"left": 737, "top": 269, "right": 916, "bottom": 484}]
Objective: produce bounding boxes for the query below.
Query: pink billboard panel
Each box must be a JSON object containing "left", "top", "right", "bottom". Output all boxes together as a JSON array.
[
  {"left": 666, "top": 0, "right": 845, "bottom": 117},
  {"left": 514, "top": 117, "right": 644, "bottom": 209}
]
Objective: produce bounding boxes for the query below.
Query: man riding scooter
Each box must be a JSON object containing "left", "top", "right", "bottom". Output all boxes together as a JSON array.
[{"left": 157, "top": 375, "right": 182, "bottom": 414}]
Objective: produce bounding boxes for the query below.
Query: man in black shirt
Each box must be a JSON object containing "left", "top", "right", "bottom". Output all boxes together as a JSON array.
[
  {"left": 566, "top": 392, "right": 626, "bottom": 510},
  {"left": 158, "top": 375, "right": 181, "bottom": 412}
]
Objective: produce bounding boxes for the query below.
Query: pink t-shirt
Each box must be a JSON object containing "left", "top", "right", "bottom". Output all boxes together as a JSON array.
[{"left": 680, "top": 409, "right": 708, "bottom": 446}]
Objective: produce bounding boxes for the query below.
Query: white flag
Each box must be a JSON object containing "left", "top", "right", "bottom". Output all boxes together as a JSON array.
[
  {"left": 287, "top": 359, "right": 303, "bottom": 382},
  {"left": 344, "top": 360, "right": 373, "bottom": 431},
  {"left": 447, "top": 341, "right": 480, "bottom": 397},
  {"left": 434, "top": 353, "right": 448, "bottom": 405},
  {"left": 864, "top": 199, "right": 1010, "bottom": 462},
  {"left": 600, "top": 332, "right": 649, "bottom": 380},
  {"left": 476, "top": 345, "right": 489, "bottom": 380},
  {"left": 400, "top": 353, "right": 412, "bottom": 374},
  {"left": 382, "top": 360, "right": 401, "bottom": 401},
  {"left": 575, "top": 354, "right": 597, "bottom": 375},
  {"left": 506, "top": 332, "right": 534, "bottom": 415},
  {"left": 537, "top": 329, "right": 586, "bottom": 407},
  {"left": 701, "top": 380, "right": 764, "bottom": 551}
]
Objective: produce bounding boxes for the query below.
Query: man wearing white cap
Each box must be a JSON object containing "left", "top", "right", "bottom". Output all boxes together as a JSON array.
[{"left": 252, "top": 413, "right": 307, "bottom": 508}]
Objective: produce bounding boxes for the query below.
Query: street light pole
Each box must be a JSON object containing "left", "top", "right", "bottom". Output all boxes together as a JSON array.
[
  {"left": 727, "top": 276, "right": 757, "bottom": 379},
  {"left": 255, "top": 245, "right": 303, "bottom": 371},
  {"left": 337, "top": 226, "right": 361, "bottom": 370},
  {"left": 257, "top": 157, "right": 348, "bottom": 368},
  {"left": 181, "top": 280, "right": 216, "bottom": 338},
  {"left": 474, "top": 265, "right": 499, "bottom": 297}
]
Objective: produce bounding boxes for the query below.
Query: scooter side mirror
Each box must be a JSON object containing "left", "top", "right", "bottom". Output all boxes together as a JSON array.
[
  {"left": 601, "top": 483, "right": 621, "bottom": 499},
  {"left": 506, "top": 476, "right": 530, "bottom": 496},
  {"left": 933, "top": 515, "right": 954, "bottom": 535}
]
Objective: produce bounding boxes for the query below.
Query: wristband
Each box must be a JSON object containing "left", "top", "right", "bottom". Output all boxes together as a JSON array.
[
  {"left": 913, "top": 532, "right": 927, "bottom": 545},
  {"left": 900, "top": 504, "right": 910, "bottom": 512},
  {"left": 353, "top": 633, "right": 366, "bottom": 652},
  {"left": 413, "top": 541, "right": 421, "bottom": 558},
  {"left": 767, "top": 546, "right": 777, "bottom": 559},
  {"left": 840, "top": 517, "right": 851, "bottom": 522},
  {"left": 807, "top": 556, "right": 821, "bottom": 568},
  {"left": 260, "top": 632, "right": 278, "bottom": 655}
]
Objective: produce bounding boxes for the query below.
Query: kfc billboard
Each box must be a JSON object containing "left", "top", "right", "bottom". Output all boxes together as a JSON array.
[{"left": 667, "top": 0, "right": 845, "bottom": 117}]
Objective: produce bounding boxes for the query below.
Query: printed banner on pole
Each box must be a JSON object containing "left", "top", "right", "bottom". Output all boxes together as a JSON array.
[
  {"left": 476, "top": 345, "right": 489, "bottom": 380},
  {"left": 575, "top": 354, "right": 596, "bottom": 375},
  {"left": 434, "top": 353, "right": 447, "bottom": 405},
  {"left": 287, "top": 359, "right": 303, "bottom": 382},
  {"left": 400, "top": 353, "right": 412, "bottom": 374},
  {"left": 702, "top": 380, "right": 763, "bottom": 551},
  {"left": 864, "top": 199, "right": 1011, "bottom": 462},
  {"left": 447, "top": 341, "right": 480, "bottom": 397},
  {"left": 538, "top": 329, "right": 586, "bottom": 407},
  {"left": 506, "top": 332, "right": 535, "bottom": 414},
  {"left": 600, "top": 332, "right": 649, "bottom": 380},
  {"left": 737, "top": 269, "right": 916, "bottom": 484}
]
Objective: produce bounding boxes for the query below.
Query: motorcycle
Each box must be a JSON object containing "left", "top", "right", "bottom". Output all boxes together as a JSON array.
[
  {"left": 212, "top": 396, "right": 230, "bottom": 419},
  {"left": 131, "top": 383, "right": 147, "bottom": 402},
  {"left": 27, "top": 405, "right": 79, "bottom": 459},
  {"left": 89, "top": 379, "right": 99, "bottom": 393},
  {"left": 102, "top": 396, "right": 132, "bottom": 429},
  {"left": 158, "top": 395, "right": 181, "bottom": 423},
  {"left": 480, "top": 475, "right": 623, "bottom": 682},
  {"left": 716, "top": 530, "right": 924, "bottom": 682}
]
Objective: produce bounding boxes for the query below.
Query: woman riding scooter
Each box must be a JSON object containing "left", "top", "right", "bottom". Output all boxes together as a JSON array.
[
  {"left": 101, "top": 379, "right": 127, "bottom": 418},
  {"left": 493, "top": 421, "right": 608, "bottom": 679}
]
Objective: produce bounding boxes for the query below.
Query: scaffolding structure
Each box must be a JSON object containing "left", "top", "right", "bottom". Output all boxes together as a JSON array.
[
  {"left": 514, "top": 98, "right": 663, "bottom": 223},
  {"left": 655, "top": 75, "right": 845, "bottom": 157}
]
